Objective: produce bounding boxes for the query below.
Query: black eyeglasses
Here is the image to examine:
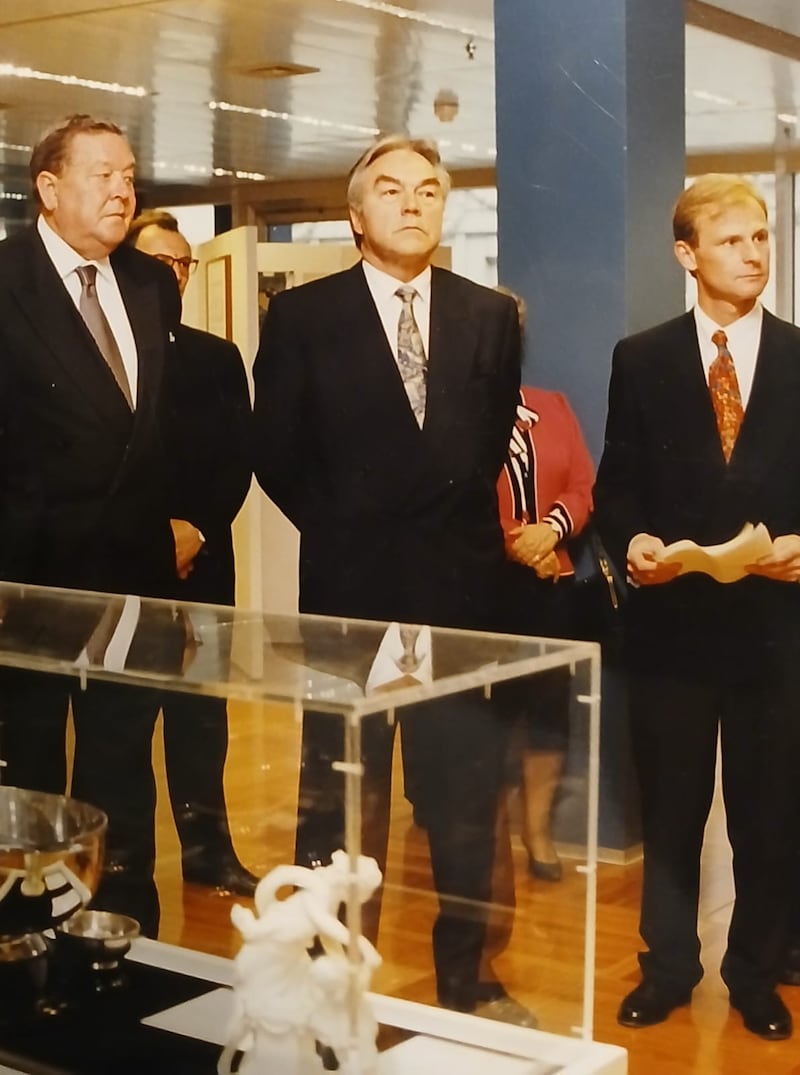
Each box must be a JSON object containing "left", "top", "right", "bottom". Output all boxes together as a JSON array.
[{"left": 154, "top": 254, "right": 199, "bottom": 274}]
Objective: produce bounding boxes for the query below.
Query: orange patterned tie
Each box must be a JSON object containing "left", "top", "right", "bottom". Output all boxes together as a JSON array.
[{"left": 709, "top": 329, "right": 744, "bottom": 462}]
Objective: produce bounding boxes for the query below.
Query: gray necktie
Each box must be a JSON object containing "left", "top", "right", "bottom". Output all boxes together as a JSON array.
[
  {"left": 76, "top": 264, "right": 133, "bottom": 409},
  {"left": 395, "top": 285, "right": 427, "bottom": 427}
]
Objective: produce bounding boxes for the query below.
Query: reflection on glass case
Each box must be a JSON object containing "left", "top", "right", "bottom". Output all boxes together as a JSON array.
[{"left": 0, "top": 582, "right": 625, "bottom": 1074}]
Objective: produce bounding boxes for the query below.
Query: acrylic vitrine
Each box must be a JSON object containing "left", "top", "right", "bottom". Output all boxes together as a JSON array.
[{"left": 0, "top": 581, "right": 625, "bottom": 1074}]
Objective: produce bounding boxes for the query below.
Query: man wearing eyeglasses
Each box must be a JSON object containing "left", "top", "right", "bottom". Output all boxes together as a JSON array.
[{"left": 127, "top": 210, "right": 256, "bottom": 896}]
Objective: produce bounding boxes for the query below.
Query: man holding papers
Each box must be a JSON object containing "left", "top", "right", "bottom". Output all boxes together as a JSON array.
[{"left": 595, "top": 175, "right": 800, "bottom": 1039}]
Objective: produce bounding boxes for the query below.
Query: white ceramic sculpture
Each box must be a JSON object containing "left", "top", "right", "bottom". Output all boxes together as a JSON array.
[{"left": 218, "top": 850, "right": 383, "bottom": 1075}]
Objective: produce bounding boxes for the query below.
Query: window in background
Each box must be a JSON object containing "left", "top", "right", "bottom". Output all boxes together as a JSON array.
[{"left": 158, "top": 204, "right": 216, "bottom": 247}]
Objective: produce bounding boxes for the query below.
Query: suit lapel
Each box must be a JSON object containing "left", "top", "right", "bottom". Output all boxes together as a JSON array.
[
  {"left": 424, "top": 268, "right": 477, "bottom": 443},
  {"left": 657, "top": 313, "right": 726, "bottom": 471},
  {"left": 339, "top": 264, "right": 423, "bottom": 439},
  {"left": 733, "top": 310, "right": 800, "bottom": 470},
  {"left": 113, "top": 248, "right": 165, "bottom": 432},
  {"left": 11, "top": 230, "right": 132, "bottom": 425}
]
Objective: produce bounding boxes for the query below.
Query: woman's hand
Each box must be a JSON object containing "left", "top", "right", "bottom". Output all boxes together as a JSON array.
[
  {"left": 509, "top": 522, "right": 558, "bottom": 569},
  {"left": 533, "top": 550, "right": 561, "bottom": 580}
]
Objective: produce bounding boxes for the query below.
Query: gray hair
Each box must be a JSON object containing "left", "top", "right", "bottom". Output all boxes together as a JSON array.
[
  {"left": 346, "top": 134, "right": 451, "bottom": 209},
  {"left": 30, "top": 114, "right": 126, "bottom": 207}
]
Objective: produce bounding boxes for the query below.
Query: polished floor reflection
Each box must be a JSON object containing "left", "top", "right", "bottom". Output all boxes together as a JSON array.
[{"left": 148, "top": 700, "right": 800, "bottom": 1075}]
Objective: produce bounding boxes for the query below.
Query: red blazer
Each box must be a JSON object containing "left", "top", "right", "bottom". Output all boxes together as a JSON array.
[{"left": 496, "top": 386, "right": 594, "bottom": 575}]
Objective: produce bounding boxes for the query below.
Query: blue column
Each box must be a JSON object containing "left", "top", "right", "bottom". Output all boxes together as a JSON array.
[
  {"left": 495, "top": 0, "right": 685, "bottom": 459},
  {"left": 495, "top": 0, "right": 685, "bottom": 854}
]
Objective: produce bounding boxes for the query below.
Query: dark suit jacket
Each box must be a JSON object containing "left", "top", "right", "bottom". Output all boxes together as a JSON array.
[
  {"left": 162, "top": 325, "right": 251, "bottom": 605},
  {"left": 594, "top": 309, "right": 800, "bottom": 676},
  {"left": 0, "top": 226, "right": 180, "bottom": 598},
  {"left": 252, "top": 262, "right": 520, "bottom": 629}
]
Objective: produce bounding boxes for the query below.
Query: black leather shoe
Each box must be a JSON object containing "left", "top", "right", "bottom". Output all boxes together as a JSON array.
[
  {"left": 617, "top": 981, "right": 692, "bottom": 1028},
  {"left": 183, "top": 859, "right": 259, "bottom": 898},
  {"left": 439, "top": 982, "right": 537, "bottom": 1028},
  {"left": 780, "top": 947, "right": 800, "bottom": 987},
  {"left": 729, "top": 990, "right": 793, "bottom": 1040}
]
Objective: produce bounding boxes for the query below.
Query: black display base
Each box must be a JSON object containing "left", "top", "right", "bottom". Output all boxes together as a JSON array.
[
  {"left": 0, "top": 960, "right": 222, "bottom": 1075},
  {"left": 0, "top": 955, "right": 419, "bottom": 1075}
]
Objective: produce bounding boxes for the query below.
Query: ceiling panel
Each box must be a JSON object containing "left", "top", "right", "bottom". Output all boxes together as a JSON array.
[{"left": 0, "top": 0, "right": 798, "bottom": 223}]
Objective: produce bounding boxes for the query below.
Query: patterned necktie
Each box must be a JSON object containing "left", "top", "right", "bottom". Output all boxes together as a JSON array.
[
  {"left": 76, "top": 264, "right": 133, "bottom": 409},
  {"left": 709, "top": 329, "right": 743, "bottom": 463},
  {"left": 395, "top": 285, "right": 427, "bottom": 427}
]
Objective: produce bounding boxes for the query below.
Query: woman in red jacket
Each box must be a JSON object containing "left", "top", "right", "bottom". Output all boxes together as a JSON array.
[{"left": 497, "top": 382, "right": 595, "bottom": 880}]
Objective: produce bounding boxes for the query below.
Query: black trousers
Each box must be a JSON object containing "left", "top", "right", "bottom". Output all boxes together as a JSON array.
[
  {"left": 295, "top": 690, "right": 508, "bottom": 1010},
  {"left": 0, "top": 668, "right": 161, "bottom": 937},
  {"left": 629, "top": 666, "right": 800, "bottom": 996},
  {"left": 160, "top": 691, "right": 237, "bottom": 868}
]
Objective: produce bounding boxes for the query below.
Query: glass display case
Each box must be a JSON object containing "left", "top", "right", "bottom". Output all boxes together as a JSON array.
[{"left": 0, "top": 581, "right": 625, "bottom": 1074}]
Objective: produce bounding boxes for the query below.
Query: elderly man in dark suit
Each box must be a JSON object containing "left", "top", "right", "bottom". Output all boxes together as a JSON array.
[
  {"left": 127, "top": 209, "right": 256, "bottom": 896},
  {"left": 0, "top": 114, "right": 181, "bottom": 935},
  {"left": 253, "top": 135, "right": 524, "bottom": 1019},
  {"left": 595, "top": 174, "right": 800, "bottom": 1040}
]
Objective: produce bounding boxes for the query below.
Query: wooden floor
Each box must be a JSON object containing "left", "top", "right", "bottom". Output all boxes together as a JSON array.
[{"left": 147, "top": 699, "right": 800, "bottom": 1075}]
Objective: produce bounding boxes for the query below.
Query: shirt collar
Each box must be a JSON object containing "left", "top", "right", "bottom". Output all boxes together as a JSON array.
[
  {"left": 37, "top": 215, "right": 114, "bottom": 284},
  {"left": 693, "top": 301, "right": 763, "bottom": 348},
  {"left": 361, "top": 259, "right": 432, "bottom": 307}
]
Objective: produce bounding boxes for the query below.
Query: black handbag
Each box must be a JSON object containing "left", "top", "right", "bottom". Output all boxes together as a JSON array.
[{"left": 569, "top": 521, "right": 626, "bottom": 658}]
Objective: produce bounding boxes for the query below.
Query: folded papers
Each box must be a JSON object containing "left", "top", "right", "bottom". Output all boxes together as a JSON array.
[{"left": 657, "top": 522, "right": 773, "bottom": 584}]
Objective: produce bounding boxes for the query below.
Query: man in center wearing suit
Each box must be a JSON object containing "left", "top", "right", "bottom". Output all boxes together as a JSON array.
[
  {"left": 0, "top": 114, "right": 181, "bottom": 935},
  {"left": 127, "top": 209, "right": 256, "bottom": 896},
  {"left": 252, "top": 135, "right": 524, "bottom": 1019},
  {"left": 594, "top": 174, "right": 800, "bottom": 1040}
]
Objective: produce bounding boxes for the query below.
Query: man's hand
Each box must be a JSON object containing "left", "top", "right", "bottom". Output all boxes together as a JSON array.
[
  {"left": 509, "top": 522, "right": 558, "bottom": 569},
  {"left": 627, "top": 533, "right": 682, "bottom": 586},
  {"left": 170, "top": 518, "right": 205, "bottom": 580},
  {"left": 746, "top": 534, "right": 800, "bottom": 582}
]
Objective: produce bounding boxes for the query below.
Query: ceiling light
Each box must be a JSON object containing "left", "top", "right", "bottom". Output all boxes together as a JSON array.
[
  {"left": 209, "top": 100, "right": 380, "bottom": 137},
  {"left": 0, "top": 63, "right": 147, "bottom": 97},
  {"left": 151, "top": 160, "right": 269, "bottom": 182},
  {"left": 333, "top": 0, "right": 491, "bottom": 39},
  {"left": 433, "top": 89, "right": 459, "bottom": 123},
  {"left": 0, "top": 140, "right": 31, "bottom": 153},
  {"left": 237, "top": 62, "right": 320, "bottom": 80},
  {"left": 689, "top": 89, "right": 739, "bottom": 107},
  {"left": 153, "top": 161, "right": 213, "bottom": 175},
  {"left": 213, "top": 167, "right": 268, "bottom": 181}
]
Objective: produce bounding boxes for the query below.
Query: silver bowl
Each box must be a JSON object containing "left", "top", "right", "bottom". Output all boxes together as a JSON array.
[
  {"left": 58, "top": 909, "right": 140, "bottom": 970},
  {"left": 0, "top": 786, "right": 107, "bottom": 942}
]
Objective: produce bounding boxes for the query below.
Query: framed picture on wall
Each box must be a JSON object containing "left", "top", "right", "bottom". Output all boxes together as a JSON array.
[{"left": 206, "top": 255, "right": 232, "bottom": 341}]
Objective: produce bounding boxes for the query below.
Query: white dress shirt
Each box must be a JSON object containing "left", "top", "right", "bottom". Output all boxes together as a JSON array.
[
  {"left": 694, "top": 302, "right": 762, "bottom": 410},
  {"left": 37, "top": 215, "right": 139, "bottom": 405},
  {"left": 361, "top": 259, "right": 432, "bottom": 358}
]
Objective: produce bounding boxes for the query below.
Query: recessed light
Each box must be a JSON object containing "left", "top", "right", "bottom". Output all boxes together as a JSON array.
[
  {"left": 0, "top": 63, "right": 147, "bottom": 97},
  {"left": 209, "top": 100, "right": 380, "bottom": 137},
  {"left": 236, "top": 62, "right": 320, "bottom": 80},
  {"left": 690, "top": 89, "right": 740, "bottom": 107},
  {"left": 333, "top": 0, "right": 490, "bottom": 39}
]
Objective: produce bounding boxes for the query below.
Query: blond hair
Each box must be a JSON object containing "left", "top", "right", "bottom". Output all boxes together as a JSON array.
[{"left": 673, "top": 174, "right": 767, "bottom": 245}]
